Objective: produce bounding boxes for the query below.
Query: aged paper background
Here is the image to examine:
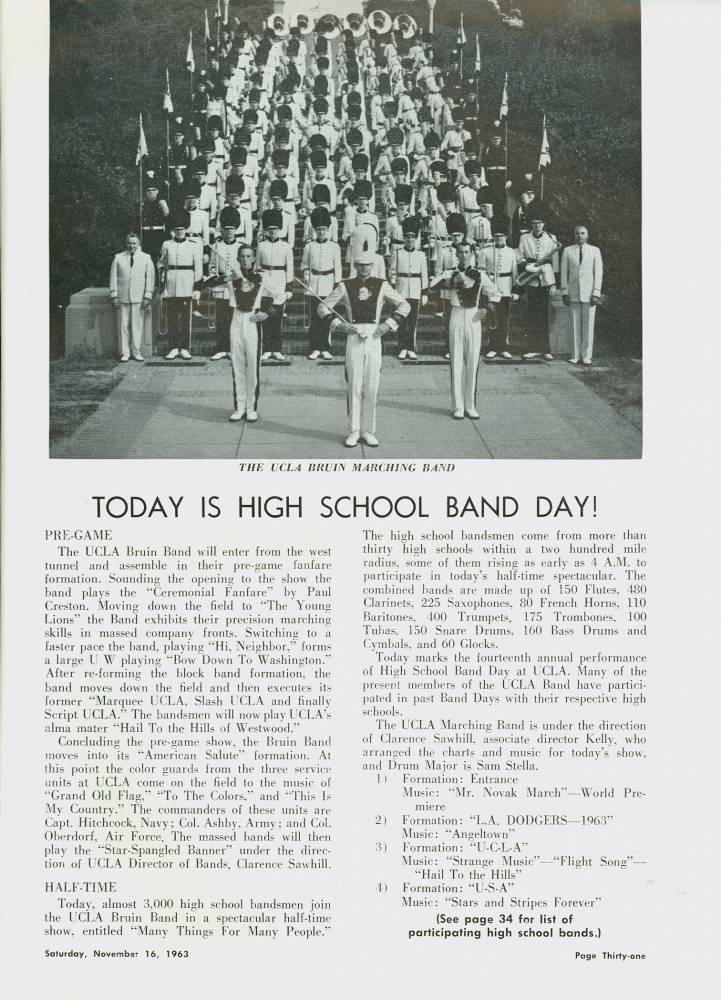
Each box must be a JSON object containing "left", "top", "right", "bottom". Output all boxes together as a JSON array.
[{"left": 1, "top": 2, "right": 720, "bottom": 998}]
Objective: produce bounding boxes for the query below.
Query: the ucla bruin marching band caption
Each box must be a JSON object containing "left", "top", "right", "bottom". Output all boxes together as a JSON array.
[{"left": 41, "top": 506, "right": 649, "bottom": 962}]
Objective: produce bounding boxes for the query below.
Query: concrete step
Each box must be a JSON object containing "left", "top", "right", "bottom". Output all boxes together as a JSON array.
[{"left": 152, "top": 338, "right": 452, "bottom": 358}]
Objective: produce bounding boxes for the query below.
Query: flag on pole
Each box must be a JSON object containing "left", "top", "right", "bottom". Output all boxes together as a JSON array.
[
  {"left": 499, "top": 72, "right": 509, "bottom": 119},
  {"left": 539, "top": 113, "right": 551, "bottom": 170},
  {"left": 475, "top": 33, "right": 481, "bottom": 74},
  {"left": 458, "top": 13, "right": 467, "bottom": 47},
  {"left": 186, "top": 30, "right": 195, "bottom": 73},
  {"left": 163, "top": 68, "right": 173, "bottom": 114},
  {"left": 136, "top": 113, "right": 148, "bottom": 165},
  {"left": 204, "top": 8, "right": 210, "bottom": 40}
]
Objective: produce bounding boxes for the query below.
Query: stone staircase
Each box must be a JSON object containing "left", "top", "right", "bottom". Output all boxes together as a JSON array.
[{"left": 152, "top": 163, "right": 457, "bottom": 358}]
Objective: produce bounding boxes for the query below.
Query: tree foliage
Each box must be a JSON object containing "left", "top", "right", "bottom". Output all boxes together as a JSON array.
[{"left": 50, "top": 0, "right": 641, "bottom": 351}]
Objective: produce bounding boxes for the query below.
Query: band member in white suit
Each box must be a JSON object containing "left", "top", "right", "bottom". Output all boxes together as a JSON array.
[
  {"left": 301, "top": 207, "right": 342, "bottom": 360},
  {"left": 109, "top": 233, "right": 156, "bottom": 361},
  {"left": 318, "top": 232, "right": 410, "bottom": 449},
  {"left": 159, "top": 212, "right": 203, "bottom": 360},
  {"left": 255, "top": 209, "right": 294, "bottom": 361},
  {"left": 208, "top": 209, "right": 243, "bottom": 361},
  {"left": 389, "top": 218, "right": 429, "bottom": 360},
  {"left": 560, "top": 226, "right": 604, "bottom": 365},
  {"left": 440, "top": 243, "right": 502, "bottom": 419},
  {"left": 517, "top": 217, "right": 560, "bottom": 360},
  {"left": 227, "top": 245, "right": 270, "bottom": 424},
  {"left": 480, "top": 229, "right": 519, "bottom": 359}
]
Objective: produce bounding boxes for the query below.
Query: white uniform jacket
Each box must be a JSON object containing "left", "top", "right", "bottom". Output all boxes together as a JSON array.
[
  {"left": 109, "top": 250, "right": 155, "bottom": 304},
  {"left": 560, "top": 243, "right": 603, "bottom": 302}
]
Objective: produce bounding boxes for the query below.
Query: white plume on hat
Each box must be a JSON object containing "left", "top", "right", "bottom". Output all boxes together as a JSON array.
[{"left": 351, "top": 222, "right": 378, "bottom": 265}]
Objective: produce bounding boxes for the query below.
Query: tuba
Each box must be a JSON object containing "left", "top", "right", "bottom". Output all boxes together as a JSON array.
[
  {"left": 316, "top": 14, "right": 342, "bottom": 39},
  {"left": 294, "top": 13, "right": 313, "bottom": 35},
  {"left": 267, "top": 14, "right": 290, "bottom": 38},
  {"left": 392, "top": 14, "right": 417, "bottom": 40},
  {"left": 344, "top": 13, "right": 367, "bottom": 39},
  {"left": 368, "top": 10, "right": 392, "bottom": 35}
]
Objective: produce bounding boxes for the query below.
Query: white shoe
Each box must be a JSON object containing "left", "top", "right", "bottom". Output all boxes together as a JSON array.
[
  {"left": 165, "top": 348, "right": 179, "bottom": 360},
  {"left": 308, "top": 350, "right": 321, "bottom": 360},
  {"left": 466, "top": 408, "right": 480, "bottom": 420},
  {"left": 321, "top": 351, "right": 333, "bottom": 360},
  {"left": 543, "top": 353, "right": 554, "bottom": 361},
  {"left": 361, "top": 432, "right": 379, "bottom": 446},
  {"left": 261, "top": 351, "right": 272, "bottom": 361},
  {"left": 582, "top": 359, "right": 593, "bottom": 366},
  {"left": 272, "top": 351, "right": 287, "bottom": 361},
  {"left": 229, "top": 410, "right": 244, "bottom": 422},
  {"left": 192, "top": 309, "right": 203, "bottom": 318},
  {"left": 119, "top": 354, "right": 130, "bottom": 362},
  {"left": 453, "top": 408, "right": 464, "bottom": 420},
  {"left": 345, "top": 432, "right": 360, "bottom": 447},
  {"left": 444, "top": 353, "right": 451, "bottom": 360},
  {"left": 568, "top": 358, "right": 580, "bottom": 365},
  {"left": 398, "top": 350, "right": 408, "bottom": 360},
  {"left": 210, "top": 352, "right": 228, "bottom": 361},
  {"left": 179, "top": 349, "right": 192, "bottom": 360},
  {"left": 523, "top": 352, "right": 539, "bottom": 359},
  {"left": 246, "top": 411, "right": 258, "bottom": 422},
  {"left": 131, "top": 353, "right": 144, "bottom": 362},
  {"left": 501, "top": 351, "right": 513, "bottom": 359},
  {"left": 486, "top": 350, "right": 497, "bottom": 359},
  {"left": 407, "top": 350, "right": 417, "bottom": 360}
]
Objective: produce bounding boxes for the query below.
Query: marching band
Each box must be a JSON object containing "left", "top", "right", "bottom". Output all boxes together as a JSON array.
[{"left": 117, "top": 7, "right": 603, "bottom": 446}]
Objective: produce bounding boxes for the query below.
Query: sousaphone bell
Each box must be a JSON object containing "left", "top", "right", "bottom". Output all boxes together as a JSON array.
[
  {"left": 392, "top": 14, "right": 417, "bottom": 40},
  {"left": 344, "top": 13, "right": 367, "bottom": 39},
  {"left": 267, "top": 13, "right": 290, "bottom": 37},
  {"left": 316, "top": 14, "right": 342, "bottom": 39},
  {"left": 294, "top": 13, "right": 313, "bottom": 35},
  {"left": 368, "top": 10, "right": 392, "bottom": 35}
]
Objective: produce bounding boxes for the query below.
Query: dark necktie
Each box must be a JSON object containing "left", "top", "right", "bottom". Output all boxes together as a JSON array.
[
  {"left": 130, "top": 253, "right": 134, "bottom": 268},
  {"left": 579, "top": 246, "right": 583, "bottom": 266}
]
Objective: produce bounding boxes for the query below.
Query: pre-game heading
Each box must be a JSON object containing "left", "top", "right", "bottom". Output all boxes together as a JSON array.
[{"left": 90, "top": 495, "right": 599, "bottom": 520}]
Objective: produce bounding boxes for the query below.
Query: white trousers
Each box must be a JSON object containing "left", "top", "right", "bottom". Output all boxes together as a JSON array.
[
  {"left": 570, "top": 302, "right": 597, "bottom": 362},
  {"left": 230, "top": 311, "right": 260, "bottom": 415},
  {"left": 449, "top": 306, "right": 482, "bottom": 412},
  {"left": 345, "top": 326, "right": 383, "bottom": 434},
  {"left": 117, "top": 302, "right": 144, "bottom": 356}
]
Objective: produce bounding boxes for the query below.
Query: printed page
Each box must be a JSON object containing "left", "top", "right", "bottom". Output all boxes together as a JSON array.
[{"left": 1, "top": 2, "right": 719, "bottom": 999}]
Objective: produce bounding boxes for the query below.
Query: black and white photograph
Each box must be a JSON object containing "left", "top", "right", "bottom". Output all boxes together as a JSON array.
[
  {"left": 4, "top": 4, "right": 721, "bottom": 999},
  {"left": 49, "top": 0, "right": 642, "bottom": 459}
]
